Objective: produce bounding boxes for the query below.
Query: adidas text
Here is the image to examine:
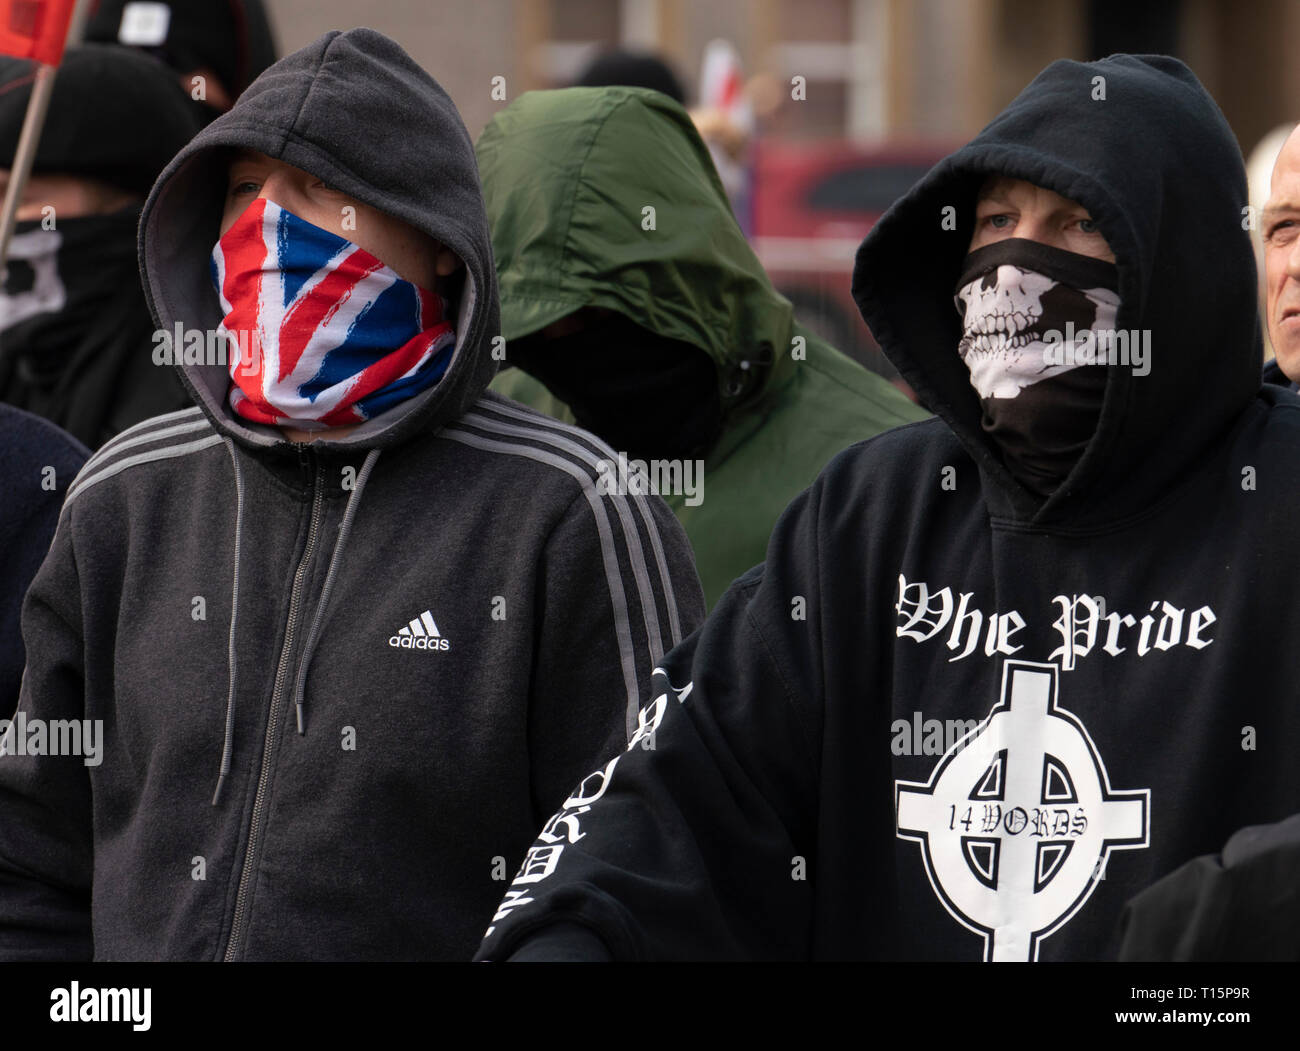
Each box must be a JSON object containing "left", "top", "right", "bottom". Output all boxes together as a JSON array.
[
  {"left": 389, "top": 610, "right": 450, "bottom": 652},
  {"left": 390, "top": 635, "right": 450, "bottom": 651}
]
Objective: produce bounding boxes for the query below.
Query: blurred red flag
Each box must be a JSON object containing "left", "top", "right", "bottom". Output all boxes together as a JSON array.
[{"left": 0, "top": 0, "right": 76, "bottom": 65}]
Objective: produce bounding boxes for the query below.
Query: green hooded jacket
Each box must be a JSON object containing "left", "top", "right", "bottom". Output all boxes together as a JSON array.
[{"left": 477, "top": 87, "right": 928, "bottom": 607}]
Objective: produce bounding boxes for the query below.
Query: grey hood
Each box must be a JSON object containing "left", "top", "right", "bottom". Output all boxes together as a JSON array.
[{"left": 139, "top": 27, "right": 501, "bottom": 452}]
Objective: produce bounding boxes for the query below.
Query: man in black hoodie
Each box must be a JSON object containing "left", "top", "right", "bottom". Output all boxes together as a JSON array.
[
  {"left": 475, "top": 54, "right": 1300, "bottom": 962},
  {"left": 0, "top": 45, "right": 202, "bottom": 447},
  {"left": 0, "top": 29, "right": 703, "bottom": 961}
]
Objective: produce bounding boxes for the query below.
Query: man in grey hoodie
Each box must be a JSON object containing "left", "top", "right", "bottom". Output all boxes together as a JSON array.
[{"left": 0, "top": 28, "right": 703, "bottom": 961}]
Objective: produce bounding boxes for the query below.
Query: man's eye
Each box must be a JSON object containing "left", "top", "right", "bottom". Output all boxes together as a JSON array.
[
  {"left": 1077, "top": 218, "right": 1099, "bottom": 234},
  {"left": 1269, "top": 219, "right": 1298, "bottom": 242},
  {"left": 985, "top": 214, "right": 1012, "bottom": 230},
  {"left": 228, "top": 180, "right": 259, "bottom": 197}
]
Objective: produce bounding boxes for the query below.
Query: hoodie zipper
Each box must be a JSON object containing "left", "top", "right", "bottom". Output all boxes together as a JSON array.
[{"left": 222, "top": 449, "right": 324, "bottom": 961}]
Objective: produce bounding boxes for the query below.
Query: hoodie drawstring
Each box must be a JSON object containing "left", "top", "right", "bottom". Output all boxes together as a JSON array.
[
  {"left": 292, "top": 447, "right": 380, "bottom": 735},
  {"left": 211, "top": 444, "right": 380, "bottom": 806},
  {"left": 213, "top": 438, "right": 247, "bottom": 807}
]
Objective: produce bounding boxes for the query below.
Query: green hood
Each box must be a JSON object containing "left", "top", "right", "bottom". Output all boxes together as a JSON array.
[
  {"left": 477, "top": 86, "right": 928, "bottom": 608},
  {"left": 476, "top": 86, "right": 795, "bottom": 411}
]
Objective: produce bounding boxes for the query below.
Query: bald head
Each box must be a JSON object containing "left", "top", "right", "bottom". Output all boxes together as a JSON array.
[{"left": 1262, "top": 124, "right": 1300, "bottom": 379}]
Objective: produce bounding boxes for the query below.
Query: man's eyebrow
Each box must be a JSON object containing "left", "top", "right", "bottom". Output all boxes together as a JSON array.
[
  {"left": 1262, "top": 201, "right": 1300, "bottom": 223},
  {"left": 1050, "top": 201, "right": 1093, "bottom": 218},
  {"left": 227, "top": 149, "right": 266, "bottom": 167}
]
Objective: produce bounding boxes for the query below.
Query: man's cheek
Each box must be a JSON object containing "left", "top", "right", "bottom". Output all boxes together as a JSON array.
[{"left": 1264, "top": 260, "right": 1282, "bottom": 312}]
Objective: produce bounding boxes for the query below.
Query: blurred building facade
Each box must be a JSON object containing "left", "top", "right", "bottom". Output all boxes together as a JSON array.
[{"left": 266, "top": 0, "right": 1300, "bottom": 153}]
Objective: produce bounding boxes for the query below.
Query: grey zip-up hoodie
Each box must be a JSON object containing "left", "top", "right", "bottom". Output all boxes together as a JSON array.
[{"left": 0, "top": 28, "right": 704, "bottom": 961}]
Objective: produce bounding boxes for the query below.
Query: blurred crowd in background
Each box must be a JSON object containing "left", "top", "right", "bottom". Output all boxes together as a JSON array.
[
  {"left": 6, "top": 0, "right": 1300, "bottom": 439},
  {"left": 263, "top": 0, "right": 1300, "bottom": 376}
]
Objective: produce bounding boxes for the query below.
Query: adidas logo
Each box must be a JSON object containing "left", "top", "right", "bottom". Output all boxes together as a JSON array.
[{"left": 388, "top": 610, "right": 451, "bottom": 652}]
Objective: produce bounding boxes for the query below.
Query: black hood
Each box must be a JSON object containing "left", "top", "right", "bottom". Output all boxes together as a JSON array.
[
  {"left": 138, "top": 27, "right": 500, "bottom": 453},
  {"left": 853, "top": 54, "right": 1260, "bottom": 527}
]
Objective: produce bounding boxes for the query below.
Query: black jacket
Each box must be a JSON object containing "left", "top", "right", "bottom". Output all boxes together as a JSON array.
[
  {"left": 0, "top": 405, "right": 86, "bottom": 709},
  {"left": 1119, "top": 813, "right": 1300, "bottom": 960},
  {"left": 1262, "top": 357, "right": 1296, "bottom": 391},
  {"left": 474, "top": 54, "right": 1300, "bottom": 961}
]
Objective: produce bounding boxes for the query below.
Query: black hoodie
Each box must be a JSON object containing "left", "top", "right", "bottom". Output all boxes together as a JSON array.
[{"left": 473, "top": 55, "right": 1300, "bottom": 962}]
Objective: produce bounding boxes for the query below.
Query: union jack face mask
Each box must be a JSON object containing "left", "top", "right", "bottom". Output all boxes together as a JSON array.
[{"left": 210, "top": 198, "right": 457, "bottom": 429}]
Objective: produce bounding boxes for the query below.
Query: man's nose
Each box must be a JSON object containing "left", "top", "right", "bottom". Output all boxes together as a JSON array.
[
  {"left": 1014, "top": 216, "right": 1055, "bottom": 249},
  {"left": 256, "top": 170, "right": 301, "bottom": 211}
]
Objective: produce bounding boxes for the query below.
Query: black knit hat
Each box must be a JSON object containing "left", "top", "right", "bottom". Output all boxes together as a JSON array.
[{"left": 0, "top": 44, "right": 202, "bottom": 198}]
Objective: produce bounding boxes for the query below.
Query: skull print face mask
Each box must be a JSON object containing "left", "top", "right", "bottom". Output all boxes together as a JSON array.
[{"left": 954, "top": 237, "right": 1122, "bottom": 496}]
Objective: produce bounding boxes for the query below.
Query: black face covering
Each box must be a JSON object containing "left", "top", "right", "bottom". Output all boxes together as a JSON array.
[
  {"left": 975, "top": 363, "right": 1110, "bottom": 496},
  {"left": 0, "top": 209, "right": 138, "bottom": 355},
  {"left": 509, "top": 311, "right": 723, "bottom": 463},
  {"left": 953, "top": 238, "right": 1122, "bottom": 497},
  {"left": 0, "top": 205, "right": 176, "bottom": 447}
]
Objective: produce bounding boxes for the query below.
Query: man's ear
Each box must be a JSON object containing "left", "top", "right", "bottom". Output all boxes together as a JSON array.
[
  {"left": 180, "top": 68, "right": 234, "bottom": 111},
  {"left": 434, "top": 244, "right": 462, "bottom": 276},
  {"left": 434, "top": 265, "right": 466, "bottom": 310}
]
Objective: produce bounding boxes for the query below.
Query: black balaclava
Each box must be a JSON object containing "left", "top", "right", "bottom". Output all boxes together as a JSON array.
[
  {"left": 86, "top": 0, "right": 279, "bottom": 122},
  {"left": 0, "top": 209, "right": 138, "bottom": 352},
  {"left": 954, "top": 238, "right": 1121, "bottom": 496},
  {"left": 509, "top": 311, "right": 723, "bottom": 464}
]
